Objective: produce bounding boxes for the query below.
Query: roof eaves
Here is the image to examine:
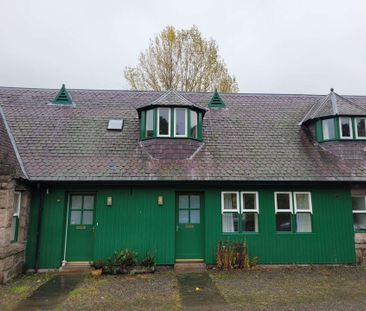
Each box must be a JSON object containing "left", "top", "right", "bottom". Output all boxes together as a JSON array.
[{"left": 0, "top": 105, "right": 29, "bottom": 179}]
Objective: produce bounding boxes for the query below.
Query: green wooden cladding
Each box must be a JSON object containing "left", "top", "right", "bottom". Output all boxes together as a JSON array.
[
  {"left": 26, "top": 184, "right": 356, "bottom": 269},
  {"left": 208, "top": 89, "right": 225, "bottom": 107}
]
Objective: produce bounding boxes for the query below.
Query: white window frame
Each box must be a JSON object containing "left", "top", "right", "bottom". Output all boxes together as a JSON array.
[
  {"left": 355, "top": 117, "right": 366, "bottom": 139},
  {"left": 322, "top": 118, "right": 336, "bottom": 140},
  {"left": 157, "top": 107, "right": 171, "bottom": 137},
  {"left": 339, "top": 117, "right": 353, "bottom": 139},
  {"left": 293, "top": 192, "right": 313, "bottom": 214},
  {"left": 240, "top": 192, "right": 259, "bottom": 213},
  {"left": 174, "top": 108, "right": 187, "bottom": 137},
  {"left": 13, "top": 191, "right": 21, "bottom": 217},
  {"left": 274, "top": 192, "right": 293, "bottom": 214},
  {"left": 352, "top": 196, "right": 366, "bottom": 214},
  {"left": 145, "top": 109, "right": 154, "bottom": 138},
  {"left": 190, "top": 110, "right": 198, "bottom": 139},
  {"left": 221, "top": 192, "right": 239, "bottom": 213}
]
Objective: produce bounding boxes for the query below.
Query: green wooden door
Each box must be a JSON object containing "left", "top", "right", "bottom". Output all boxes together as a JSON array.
[
  {"left": 66, "top": 194, "right": 95, "bottom": 262},
  {"left": 176, "top": 193, "right": 204, "bottom": 260}
]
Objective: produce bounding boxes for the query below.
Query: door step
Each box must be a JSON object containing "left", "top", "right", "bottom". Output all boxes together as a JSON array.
[
  {"left": 174, "top": 262, "right": 206, "bottom": 274},
  {"left": 60, "top": 262, "right": 91, "bottom": 274}
]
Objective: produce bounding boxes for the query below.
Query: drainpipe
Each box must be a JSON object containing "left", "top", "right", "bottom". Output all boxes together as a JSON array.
[{"left": 34, "top": 183, "right": 45, "bottom": 273}]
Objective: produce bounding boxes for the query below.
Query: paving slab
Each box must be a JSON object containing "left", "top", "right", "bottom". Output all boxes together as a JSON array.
[
  {"left": 16, "top": 274, "right": 83, "bottom": 310},
  {"left": 177, "top": 272, "right": 228, "bottom": 311}
]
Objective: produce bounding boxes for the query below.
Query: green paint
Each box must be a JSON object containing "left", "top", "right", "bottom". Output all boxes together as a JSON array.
[
  {"left": 175, "top": 193, "right": 204, "bottom": 259},
  {"left": 140, "top": 110, "right": 146, "bottom": 140},
  {"left": 66, "top": 194, "right": 95, "bottom": 261},
  {"left": 52, "top": 84, "right": 73, "bottom": 105},
  {"left": 26, "top": 184, "right": 355, "bottom": 268},
  {"left": 208, "top": 89, "right": 225, "bottom": 107}
]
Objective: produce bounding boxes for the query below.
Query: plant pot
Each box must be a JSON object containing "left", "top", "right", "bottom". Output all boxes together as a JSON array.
[{"left": 91, "top": 268, "right": 103, "bottom": 277}]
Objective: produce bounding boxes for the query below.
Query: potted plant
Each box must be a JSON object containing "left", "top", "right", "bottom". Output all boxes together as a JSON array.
[{"left": 91, "top": 260, "right": 104, "bottom": 277}]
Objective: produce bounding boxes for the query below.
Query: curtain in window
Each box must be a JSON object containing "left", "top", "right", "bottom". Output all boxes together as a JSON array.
[{"left": 296, "top": 213, "right": 311, "bottom": 232}]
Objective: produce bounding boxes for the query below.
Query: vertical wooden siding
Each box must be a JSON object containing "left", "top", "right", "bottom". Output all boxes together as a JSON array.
[{"left": 26, "top": 184, "right": 355, "bottom": 268}]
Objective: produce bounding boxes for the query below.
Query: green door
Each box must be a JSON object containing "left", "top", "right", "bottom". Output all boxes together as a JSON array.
[
  {"left": 66, "top": 194, "right": 95, "bottom": 262},
  {"left": 176, "top": 193, "right": 204, "bottom": 260}
]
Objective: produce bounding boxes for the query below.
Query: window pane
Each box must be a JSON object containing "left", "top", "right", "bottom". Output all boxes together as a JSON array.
[
  {"left": 222, "top": 213, "right": 239, "bottom": 232},
  {"left": 354, "top": 214, "right": 366, "bottom": 230},
  {"left": 242, "top": 212, "right": 258, "bottom": 232},
  {"left": 276, "top": 193, "right": 291, "bottom": 211},
  {"left": 322, "top": 118, "right": 336, "bottom": 140},
  {"left": 70, "top": 211, "right": 82, "bottom": 224},
  {"left": 295, "top": 193, "right": 310, "bottom": 211},
  {"left": 190, "top": 195, "right": 200, "bottom": 209},
  {"left": 179, "top": 210, "right": 189, "bottom": 224},
  {"left": 223, "top": 193, "right": 238, "bottom": 211},
  {"left": 352, "top": 197, "right": 366, "bottom": 211},
  {"left": 82, "top": 211, "right": 93, "bottom": 225},
  {"left": 340, "top": 117, "right": 351, "bottom": 138},
  {"left": 175, "top": 108, "right": 186, "bottom": 136},
  {"left": 276, "top": 213, "right": 292, "bottom": 231},
  {"left": 13, "top": 193, "right": 21, "bottom": 215},
  {"left": 243, "top": 193, "right": 256, "bottom": 210},
  {"left": 159, "top": 108, "right": 170, "bottom": 135},
  {"left": 357, "top": 118, "right": 366, "bottom": 137},
  {"left": 146, "top": 109, "right": 154, "bottom": 138},
  {"left": 190, "top": 210, "right": 200, "bottom": 224},
  {"left": 71, "top": 195, "right": 82, "bottom": 210},
  {"left": 83, "top": 196, "right": 94, "bottom": 210},
  {"left": 190, "top": 110, "right": 198, "bottom": 139},
  {"left": 296, "top": 213, "right": 312, "bottom": 232},
  {"left": 11, "top": 216, "right": 18, "bottom": 241},
  {"left": 179, "top": 195, "right": 189, "bottom": 209}
]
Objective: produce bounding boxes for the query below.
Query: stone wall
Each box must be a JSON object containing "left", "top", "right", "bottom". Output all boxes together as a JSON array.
[
  {"left": 355, "top": 233, "right": 366, "bottom": 265},
  {"left": 0, "top": 175, "right": 30, "bottom": 283}
]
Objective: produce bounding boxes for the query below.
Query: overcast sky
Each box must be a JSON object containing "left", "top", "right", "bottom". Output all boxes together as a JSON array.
[{"left": 1, "top": 0, "right": 365, "bottom": 95}]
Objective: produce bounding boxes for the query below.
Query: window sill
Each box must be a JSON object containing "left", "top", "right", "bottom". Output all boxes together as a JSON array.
[
  {"left": 141, "top": 136, "right": 202, "bottom": 142},
  {"left": 222, "top": 232, "right": 259, "bottom": 235}
]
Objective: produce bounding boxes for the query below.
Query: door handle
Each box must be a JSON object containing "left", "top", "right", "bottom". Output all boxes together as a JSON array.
[
  {"left": 176, "top": 225, "right": 179, "bottom": 232},
  {"left": 92, "top": 226, "right": 95, "bottom": 233}
]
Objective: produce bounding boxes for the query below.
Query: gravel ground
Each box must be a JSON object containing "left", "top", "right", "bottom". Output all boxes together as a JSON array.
[
  {"left": 209, "top": 266, "right": 366, "bottom": 311},
  {"left": 61, "top": 270, "right": 181, "bottom": 311},
  {"left": 0, "top": 272, "right": 56, "bottom": 311}
]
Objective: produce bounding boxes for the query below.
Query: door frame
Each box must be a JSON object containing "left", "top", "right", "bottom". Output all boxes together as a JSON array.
[
  {"left": 62, "top": 192, "right": 96, "bottom": 265},
  {"left": 175, "top": 191, "right": 205, "bottom": 261}
]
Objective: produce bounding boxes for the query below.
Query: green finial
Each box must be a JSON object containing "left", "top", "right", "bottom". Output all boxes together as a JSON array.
[
  {"left": 52, "top": 84, "right": 73, "bottom": 104},
  {"left": 208, "top": 88, "right": 225, "bottom": 107}
]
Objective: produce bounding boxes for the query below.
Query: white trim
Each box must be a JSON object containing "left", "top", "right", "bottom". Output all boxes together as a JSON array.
[
  {"left": 294, "top": 192, "right": 313, "bottom": 214},
  {"left": 13, "top": 191, "right": 21, "bottom": 216},
  {"left": 274, "top": 192, "right": 293, "bottom": 213},
  {"left": 240, "top": 191, "right": 259, "bottom": 213},
  {"left": 62, "top": 194, "right": 71, "bottom": 266},
  {"left": 352, "top": 196, "right": 366, "bottom": 214},
  {"left": 174, "top": 108, "right": 187, "bottom": 137},
  {"left": 339, "top": 117, "right": 353, "bottom": 139},
  {"left": 355, "top": 117, "right": 366, "bottom": 139},
  {"left": 145, "top": 109, "right": 154, "bottom": 137},
  {"left": 221, "top": 192, "right": 239, "bottom": 213},
  {"left": 157, "top": 107, "right": 171, "bottom": 137}
]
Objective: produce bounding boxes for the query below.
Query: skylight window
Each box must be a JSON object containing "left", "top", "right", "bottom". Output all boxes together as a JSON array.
[{"left": 107, "top": 119, "right": 123, "bottom": 131}]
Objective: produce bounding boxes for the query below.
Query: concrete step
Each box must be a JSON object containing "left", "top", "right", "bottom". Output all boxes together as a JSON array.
[
  {"left": 174, "top": 262, "right": 206, "bottom": 274},
  {"left": 60, "top": 262, "right": 91, "bottom": 274}
]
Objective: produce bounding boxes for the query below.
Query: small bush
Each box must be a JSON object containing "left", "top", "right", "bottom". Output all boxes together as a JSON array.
[
  {"left": 216, "top": 240, "right": 258, "bottom": 270},
  {"left": 141, "top": 252, "right": 156, "bottom": 267},
  {"left": 91, "top": 260, "right": 105, "bottom": 270}
]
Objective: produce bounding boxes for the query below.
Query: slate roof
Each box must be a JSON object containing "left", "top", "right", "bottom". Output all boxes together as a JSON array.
[
  {"left": 1, "top": 86, "right": 366, "bottom": 182},
  {"left": 301, "top": 89, "right": 366, "bottom": 123}
]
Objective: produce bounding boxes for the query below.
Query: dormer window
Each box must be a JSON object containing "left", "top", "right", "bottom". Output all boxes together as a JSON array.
[
  {"left": 146, "top": 109, "right": 154, "bottom": 138},
  {"left": 174, "top": 108, "right": 187, "bottom": 137},
  {"left": 322, "top": 118, "right": 336, "bottom": 140},
  {"left": 339, "top": 117, "right": 353, "bottom": 139},
  {"left": 355, "top": 117, "right": 366, "bottom": 139},
  {"left": 158, "top": 108, "right": 170, "bottom": 137},
  {"left": 190, "top": 110, "right": 198, "bottom": 139}
]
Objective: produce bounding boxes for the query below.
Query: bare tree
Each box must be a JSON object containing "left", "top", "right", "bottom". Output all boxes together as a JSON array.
[{"left": 124, "top": 26, "right": 238, "bottom": 92}]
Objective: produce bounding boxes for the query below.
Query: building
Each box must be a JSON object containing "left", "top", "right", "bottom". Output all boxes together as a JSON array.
[{"left": 1, "top": 85, "right": 366, "bottom": 282}]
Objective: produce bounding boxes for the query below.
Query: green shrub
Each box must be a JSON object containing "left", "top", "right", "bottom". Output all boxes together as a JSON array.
[{"left": 141, "top": 252, "right": 156, "bottom": 267}]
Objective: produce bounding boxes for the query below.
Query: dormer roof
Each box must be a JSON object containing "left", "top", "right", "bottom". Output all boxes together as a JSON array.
[
  {"left": 301, "top": 88, "right": 366, "bottom": 124},
  {"left": 136, "top": 89, "right": 207, "bottom": 115}
]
